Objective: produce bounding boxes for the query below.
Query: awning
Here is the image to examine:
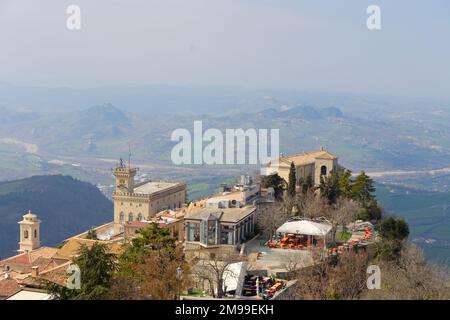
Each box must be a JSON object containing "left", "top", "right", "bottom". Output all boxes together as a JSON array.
[{"left": 276, "top": 220, "right": 332, "bottom": 236}]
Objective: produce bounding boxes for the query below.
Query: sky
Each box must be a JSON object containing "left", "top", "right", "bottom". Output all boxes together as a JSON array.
[{"left": 0, "top": 0, "right": 449, "bottom": 99}]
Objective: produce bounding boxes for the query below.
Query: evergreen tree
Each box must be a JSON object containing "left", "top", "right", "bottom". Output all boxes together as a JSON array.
[
  {"left": 47, "top": 243, "right": 117, "bottom": 300},
  {"left": 380, "top": 216, "right": 409, "bottom": 241},
  {"left": 287, "top": 162, "right": 296, "bottom": 197},
  {"left": 320, "top": 171, "right": 340, "bottom": 204},
  {"left": 351, "top": 171, "right": 375, "bottom": 207},
  {"left": 338, "top": 169, "right": 353, "bottom": 199},
  {"left": 261, "top": 173, "right": 285, "bottom": 200}
]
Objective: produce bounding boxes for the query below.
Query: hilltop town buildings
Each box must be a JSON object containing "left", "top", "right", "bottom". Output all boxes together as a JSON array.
[{"left": 0, "top": 150, "right": 345, "bottom": 300}]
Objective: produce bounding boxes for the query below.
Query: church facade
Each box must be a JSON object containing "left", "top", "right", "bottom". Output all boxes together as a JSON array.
[{"left": 265, "top": 148, "right": 338, "bottom": 187}]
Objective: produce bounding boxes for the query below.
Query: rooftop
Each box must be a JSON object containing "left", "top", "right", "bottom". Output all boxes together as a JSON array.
[
  {"left": 185, "top": 206, "right": 256, "bottom": 223},
  {"left": 133, "top": 181, "right": 184, "bottom": 195},
  {"left": 0, "top": 278, "right": 21, "bottom": 299},
  {"left": 53, "top": 238, "right": 123, "bottom": 261},
  {"left": 274, "top": 149, "right": 337, "bottom": 167}
]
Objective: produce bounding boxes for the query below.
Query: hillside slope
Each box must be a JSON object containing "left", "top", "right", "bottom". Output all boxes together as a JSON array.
[{"left": 0, "top": 175, "right": 113, "bottom": 259}]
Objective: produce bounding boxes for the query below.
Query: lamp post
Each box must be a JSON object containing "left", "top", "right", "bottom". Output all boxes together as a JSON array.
[{"left": 176, "top": 266, "right": 183, "bottom": 300}]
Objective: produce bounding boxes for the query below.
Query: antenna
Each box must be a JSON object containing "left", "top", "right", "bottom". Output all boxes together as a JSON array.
[{"left": 128, "top": 144, "right": 132, "bottom": 168}]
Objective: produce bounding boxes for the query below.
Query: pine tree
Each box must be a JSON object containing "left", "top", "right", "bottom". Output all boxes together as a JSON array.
[
  {"left": 46, "top": 243, "right": 117, "bottom": 300},
  {"left": 351, "top": 171, "right": 375, "bottom": 207},
  {"left": 338, "top": 169, "right": 353, "bottom": 198}
]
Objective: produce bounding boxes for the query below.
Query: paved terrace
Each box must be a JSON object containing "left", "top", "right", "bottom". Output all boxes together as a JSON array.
[{"left": 244, "top": 235, "right": 314, "bottom": 276}]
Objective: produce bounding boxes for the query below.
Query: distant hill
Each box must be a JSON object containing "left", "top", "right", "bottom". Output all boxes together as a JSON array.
[
  {"left": 0, "top": 175, "right": 113, "bottom": 259},
  {"left": 65, "top": 103, "right": 132, "bottom": 139},
  {"left": 257, "top": 105, "right": 344, "bottom": 119}
]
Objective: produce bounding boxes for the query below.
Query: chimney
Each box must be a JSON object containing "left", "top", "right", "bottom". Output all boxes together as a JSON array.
[{"left": 31, "top": 266, "right": 39, "bottom": 277}]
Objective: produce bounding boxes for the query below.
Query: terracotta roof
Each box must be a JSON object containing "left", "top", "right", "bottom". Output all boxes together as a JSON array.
[
  {"left": 29, "top": 247, "right": 58, "bottom": 261},
  {"left": 20, "top": 262, "right": 71, "bottom": 288},
  {"left": 126, "top": 221, "right": 149, "bottom": 228},
  {"left": 0, "top": 253, "right": 30, "bottom": 266},
  {"left": 0, "top": 278, "right": 22, "bottom": 298},
  {"left": 53, "top": 238, "right": 123, "bottom": 260},
  {"left": 0, "top": 247, "right": 59, "bottom": 276}
]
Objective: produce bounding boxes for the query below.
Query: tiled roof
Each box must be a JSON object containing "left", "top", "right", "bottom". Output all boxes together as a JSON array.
[
  {"left": 0, "top": 278, "right": 22, "bottom": 298},
  {"left": 0, "top": 247, "right": 59, "bottom": 275},
  {"left": 53, "top": 238, "right": 123, "bottom": 261},
  {"left": 0, "top": 252, "right": 30, "bottom": 266},
  {"left": 20, "top": 262, "right": 71, "bottom": 288}
]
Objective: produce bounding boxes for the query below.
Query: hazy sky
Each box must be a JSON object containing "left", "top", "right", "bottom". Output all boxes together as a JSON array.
[{"left": 1, "top": 0, "right": 449, "bottom": 99}]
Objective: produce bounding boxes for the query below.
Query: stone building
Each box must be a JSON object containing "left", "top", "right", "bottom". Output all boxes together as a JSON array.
[
  {"left": 112, "top": 160, "right": 186, "bottom": 231},
  {"left": 265, "top": 148, "right": 338, "bottom": 187}
]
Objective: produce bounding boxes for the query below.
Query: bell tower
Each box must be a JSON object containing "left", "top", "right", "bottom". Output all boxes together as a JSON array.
[
  {"left": 18, "top": 210, "right": 41, "bottom": 253},
  {"left": 113, "top": 158, "right": 137, "bottom": 194}
]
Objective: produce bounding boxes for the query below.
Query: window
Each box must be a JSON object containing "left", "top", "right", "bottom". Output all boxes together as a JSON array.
[
  {"left": 129, "top": 212, "right": 134, "bottom": 221},
  {"left": 24, "top": 230, "right": 29, "bottom": 239},
  {"left": 187, "top": 222, "right": 200, "bottom": 242},
  {"left": 320, "top": 165, "right": 327, "bottom": 176},
  {"left": 207, "top": 220, "right": 217, "bottom": 245},
  {"left": 119, "top": 212, "right": 125, "bottom": 222},
  {"left": 220, "top": 225, "right": 234, "bottom": 245},
  {"left": 34, "top": 229, "right": 37, "bottom": 238},
  {"left": 137, "top": 213, "right": 143, "bottom": 221}
]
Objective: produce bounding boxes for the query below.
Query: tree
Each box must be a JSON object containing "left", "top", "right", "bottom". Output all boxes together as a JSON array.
[
  {"left": 299, "top": 190, "right": 329, "bottom": 219},
  {"left": 338, "top": 169, "right": 353, "bottom": 199},
  {"left": 111, "top": 223, "right": 190, "bottom": 300},
  {"left": 287, "top": 162, "right": 296, "bottom": 197},
  {"left": 261, "top": 173, "right": 285, "bottom": 201},
  {"left": 351, "top": 171, "right": 375, "bottom": 207},
  {"left": 375, "top": 216, "right": 409, "bottom": 262},
  {"left": 379, "top": 216, "right": 409, "bottom": 241},
  {"left": 294, "top": 249, "right": 369, "bottom": 300},
  {"left": 366, "top": 243, "right": 450, "bottom": 300},
  {"left": 191, "top": 252, "right": 242, "bottom": 298},
  {"left": 320, "top": 171, "right": 340, "bottom": 204},
  {"left": 257, "top": 202, "right": 291, "bottom": 241},
  {"left": 334, "top": 197, "right": 362, "bottom": 235},
  {"left": 47, "top": 242, "right": 117, "bottom": 300}
]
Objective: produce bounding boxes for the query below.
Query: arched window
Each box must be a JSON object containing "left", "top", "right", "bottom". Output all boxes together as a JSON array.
[
  {"left": 119, "top": 212, "right": 125, "bottom": 222},
  {"left": 129, "top": 212, "right": 134, "bottom": 221},
  {"left": 24, "top": 230, "right": 29, "bottom": 239},
  {"left": 34, "top": 229, "right": 37, "bottom": 238},
  {"left": 320, "top": 165, "right": 327, "bottom": 176},
  {"left": 137, "top": 213, "right": 143, "bottom": 221}
]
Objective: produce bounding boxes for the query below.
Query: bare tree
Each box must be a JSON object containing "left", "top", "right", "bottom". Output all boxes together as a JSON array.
[
  {"left": 294, "top": 248, "right": 369, "bottom": 300},
  {"left": 335, "top": 197, "right": 361, "bottom": 232},
  {"left": 299, "top": 190, "right": 330, "bottom": 219},
  {"left": 257, "top": 202, "right": 290, "bottom": 241},
  {"left": 191, "top": 252, "right": 243, "bottom": 298},
  {"left": 365, "top": 243, "right": 450, "bottom": 300}
]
